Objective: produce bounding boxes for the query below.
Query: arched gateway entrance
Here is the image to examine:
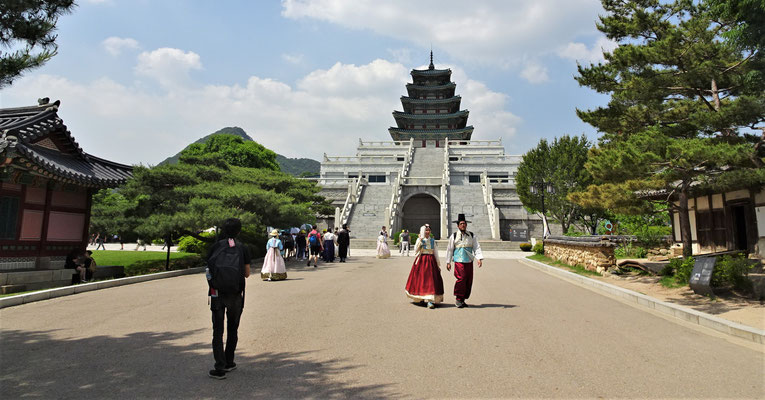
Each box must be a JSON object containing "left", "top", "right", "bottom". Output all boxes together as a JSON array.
[{"left": 401, "top": 194, "right": 441, "bottom": 239}]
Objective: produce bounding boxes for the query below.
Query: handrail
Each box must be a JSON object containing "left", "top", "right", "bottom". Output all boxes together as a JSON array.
[
  {"left": 481, "top": 172, "right": 499, "bottom": 239},
  {"left": 339, "top": 177, "right": 365, "bottom": 225},
  {"left": 323, "top": 156, "right": 404, "bottom": 163},
  {"left": 446, "top": 140, "right": 502, "bottom": 147},
  {"left": 441, "top": 140, "right": 450, "bottom": 238}
]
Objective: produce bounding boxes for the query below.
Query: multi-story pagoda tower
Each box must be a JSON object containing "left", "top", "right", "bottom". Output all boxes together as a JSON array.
[
  {"left": 319, "top": 54, "right": 552, "bottom": 242},
  {"left": 389, "top": 52, "right": 473, "bottom": 142}
]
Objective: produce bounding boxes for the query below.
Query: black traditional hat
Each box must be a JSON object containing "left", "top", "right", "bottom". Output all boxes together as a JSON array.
[{"left": 453, "top": 213, "right": 471, "bottom": 224}]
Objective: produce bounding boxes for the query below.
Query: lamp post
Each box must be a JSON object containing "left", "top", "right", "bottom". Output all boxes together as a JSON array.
[{"left": 530, "top": 181, "right": 554, "bottom": 238}]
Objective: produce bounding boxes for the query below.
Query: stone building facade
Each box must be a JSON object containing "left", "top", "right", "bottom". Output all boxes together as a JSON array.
[{"left": 319, "top": 55, "right": 550, "bottom": 240}]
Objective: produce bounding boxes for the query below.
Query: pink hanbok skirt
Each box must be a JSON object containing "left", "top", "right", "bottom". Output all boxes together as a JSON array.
[
  {"left": 376, "top": 240, "right": 390, "bottom": 259},
  {"left": 261, "top": 247, "right": 287, "bottom": 281}
]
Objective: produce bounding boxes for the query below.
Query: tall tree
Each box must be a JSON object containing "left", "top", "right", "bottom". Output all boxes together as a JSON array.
[
  {"left": 516, "top": 135, "right": 604, "bottom": 235},
  {"left": 0, "top": 0, "right": 76, "bottom": 88},
  {"left": 117, "top": 136, "right": 331, "bottom": 250},
  {"left": 571, "top": 0, "right": 765, "bottom": 257}
]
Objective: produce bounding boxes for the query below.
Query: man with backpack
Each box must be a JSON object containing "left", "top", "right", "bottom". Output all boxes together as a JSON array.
[
  {"left": 445, "top": 214, "right": 484, "bottom": 308},
  {"left": 306, "top": 225, "right": 322, "bottom": 268},
  {"left": 206, "top": 218, "right": 251, "bottom": 379}
]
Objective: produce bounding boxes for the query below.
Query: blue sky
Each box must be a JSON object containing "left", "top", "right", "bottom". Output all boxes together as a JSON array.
[{"left": 0, "top": 0, "right": 616, "bottom": 165}]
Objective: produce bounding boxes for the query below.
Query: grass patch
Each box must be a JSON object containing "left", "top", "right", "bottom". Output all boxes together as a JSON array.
[
  {"left": 659, "top": 275, "right": 685, "bottom": 289},
  {"left": 91, "top": 250, "right": 197, "bottom": 268},
  {"left": 0, "top": 290, "right": 40, "bottom": 298},
  {"left": 526, "top": 254, "right": 601, "bottom": 277}
]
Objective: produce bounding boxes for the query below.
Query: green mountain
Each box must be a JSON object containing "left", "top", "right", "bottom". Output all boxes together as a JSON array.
[{"left": 159, "top": 127, "right": 320, "bottom": 177}]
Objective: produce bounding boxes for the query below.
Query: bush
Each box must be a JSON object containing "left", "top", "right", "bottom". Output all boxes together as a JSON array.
[
  {"left": 659, "top": 263, "right": 674, "bottom": 276},
  {"left": 564, "top": 226, "right": 586, "bottom": 237},
  {"left": 177, "top": 232, "right": 215, "bottom": 254},
  {"left": 392, "top": 232, "right": 400, "bottom": 246},
  {"left": 670, "top": 257, "right": 696, "bottom": 284},
  {"left": 532, "top": 243, "right": 544, "bottom": 255},
  {"left": 519, "top": 243, "right": 532, "bottom": 251},
  {"left": 634, "top": 225, "right": 671, "bottom": 249},
  {"left": 712, "top": 253, "right": 753, "bottom": 290},
  {"left": 614, "top": 243, "right": 647, "bottom": 258}
]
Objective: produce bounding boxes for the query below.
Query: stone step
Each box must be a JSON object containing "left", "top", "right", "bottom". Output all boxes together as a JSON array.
[
  {"left": 346, "top": 184, "right": 394, "bottom": 238},
  {"left": 1, "top": 284, "right": 27, "bottom": 295},
  {"left": 408, "top": 147, "right": 445, "bottom": 177}
]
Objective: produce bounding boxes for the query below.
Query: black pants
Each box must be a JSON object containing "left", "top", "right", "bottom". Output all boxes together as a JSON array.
[{"left": 211, "top": 292, "right": 243, "bottom": 370}]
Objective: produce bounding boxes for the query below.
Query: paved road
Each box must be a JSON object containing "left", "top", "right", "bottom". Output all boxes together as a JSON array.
[{"left": 1, "top": 255, "right": 763, "bottom": 399}]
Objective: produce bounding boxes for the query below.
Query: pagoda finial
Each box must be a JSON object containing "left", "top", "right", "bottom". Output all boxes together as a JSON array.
[{"left": 429, "top": 50, "right": 434, "bottom": 70}]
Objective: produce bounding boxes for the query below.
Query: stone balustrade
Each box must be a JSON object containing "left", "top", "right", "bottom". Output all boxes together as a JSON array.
[{"left": 543, "top": 235, "right": 617, "bottom": 274}]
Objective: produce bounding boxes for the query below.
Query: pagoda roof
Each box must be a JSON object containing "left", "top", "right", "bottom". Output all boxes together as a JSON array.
[
  {"left": 401, "top": 96, "right": 461, "bottom": 105},
  {"left": 411, "top": 68, "right": 451, "bottom": 76},
  {"left": 388, "top": 126, "right": 473, "bottom": 141},
  {"left": 406, "top": 82, "right": 456, "bottom": 91},
  {"left": 392, "top": 110, "right": 469, "bottom": 120},
  {"left": 0, "top": 99, "right": 133, "bottom": 188}
]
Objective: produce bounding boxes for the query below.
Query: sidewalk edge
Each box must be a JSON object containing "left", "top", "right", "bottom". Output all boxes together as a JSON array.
[
  {"left": 520, "top": 258, "right": 764, "bottom": 345},
  {"left": 0, "top": 267, "right": 205, "bottom": 309}
]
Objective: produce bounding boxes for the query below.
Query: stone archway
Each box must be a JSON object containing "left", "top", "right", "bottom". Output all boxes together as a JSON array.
[{"left": 401, "top": 193, "right": 441, "bottom": 239}]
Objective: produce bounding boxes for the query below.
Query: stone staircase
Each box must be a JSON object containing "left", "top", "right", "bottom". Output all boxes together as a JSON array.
[
  {"left": 346, "top": 184, "right": 394, "bottom": 238},
  {"left": 407, "top": 147, "right": 446, "bottom": 178},
  {"left": 447, "top": 184, "right": 493, "bottom": 239}
]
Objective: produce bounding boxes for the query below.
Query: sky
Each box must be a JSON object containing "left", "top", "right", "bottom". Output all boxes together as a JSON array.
[{"left": 0, "top": 0, "right": 617, "bottom": 166}]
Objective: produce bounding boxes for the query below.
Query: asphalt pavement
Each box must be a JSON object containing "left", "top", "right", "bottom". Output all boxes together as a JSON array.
[{"left": 1, "top": 254, "right": 763, "bottom": 399}]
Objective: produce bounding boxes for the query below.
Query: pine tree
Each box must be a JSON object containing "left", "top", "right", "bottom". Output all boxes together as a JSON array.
[
  {"left": 0, "top": 0, "right": 76, "bottom": 87},
  {"left": 571, "top": 0, "right": 764, "bottom": 256}
]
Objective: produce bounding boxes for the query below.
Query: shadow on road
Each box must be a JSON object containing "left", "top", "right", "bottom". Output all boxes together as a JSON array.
[
  {"left": 469, "top": 303, "right": 518, "bottom": 309},
  {"left": 0, "top": 329, "right": 398, "bottom": 399}
]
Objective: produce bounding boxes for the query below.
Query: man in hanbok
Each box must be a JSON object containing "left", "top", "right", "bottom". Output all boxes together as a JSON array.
[{"left": 445, "top": 214, "right": 483, "bottom": 308}]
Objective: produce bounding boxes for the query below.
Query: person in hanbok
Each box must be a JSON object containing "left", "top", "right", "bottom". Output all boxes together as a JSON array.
[
  {"left": 261, "top": 229, "right": 287, "bottom": 281},
  {"left": 376, "top": 226, "right": 391, "bottom": 259},
  {"left": 322, "top": 229, "right": 336, "bottom": 262},
  {"left": 404, "top": 224, "right": 444, "bottom": 309}
]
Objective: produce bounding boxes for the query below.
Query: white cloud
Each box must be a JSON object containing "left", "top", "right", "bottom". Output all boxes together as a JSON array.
[
  {"left": 281, "top": 0, "right": 603, "bottom": 68},
  {"left": 135, "top": 48, "right": 202, "bottom": 88},
  {"left": 281, "top": 53, "right": 304, "bottom": 64},
  {"left": 387, "top": 48, "right": 413, "bottom": 65},
  {"left": 102, "top": 37, "right": 140, "bottom": 56},
  {"left": 1, "top": 56, "right": 521, "bottom": 165},
  {"left": 558, "top": 37, "right": 618, "bottom": 64},
  {"left": 520, "top": 62, "right": 549, "bottom": 84}
]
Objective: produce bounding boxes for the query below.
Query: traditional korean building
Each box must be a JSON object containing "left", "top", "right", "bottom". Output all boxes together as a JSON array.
[
  {"left": 0, "top": 99, "right": 133, "bottom": 273},
  {"left": 319, "top": 54, "right": 549, "bottom": 240},
  {"left": 669, "top": 186, "right": 765, "bottom": 258}
]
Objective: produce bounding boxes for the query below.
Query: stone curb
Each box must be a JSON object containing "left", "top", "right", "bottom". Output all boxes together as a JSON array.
[
  {"left": 0, "top": 267, "right": 205, "bottom": 309},
  {"left": 520, "top": 258, "right": 765, "bottom": 345}
]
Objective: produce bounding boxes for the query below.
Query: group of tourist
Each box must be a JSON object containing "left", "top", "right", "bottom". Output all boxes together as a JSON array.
[
  {"left": 260, "top": 224, "right": 352, "bottom": 281},
  {"left": 205, "top": 214, "right": 483, "bottom": 379}
]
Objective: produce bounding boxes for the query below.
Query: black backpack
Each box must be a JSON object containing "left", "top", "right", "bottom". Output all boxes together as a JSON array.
[{"left": 208, "top": 239, "right": 243, "bottom": 294}]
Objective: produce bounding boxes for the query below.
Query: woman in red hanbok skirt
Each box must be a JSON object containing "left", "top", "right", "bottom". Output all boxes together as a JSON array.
[{"left": 404, "top": 224, "right": 444, "bottom": 309}]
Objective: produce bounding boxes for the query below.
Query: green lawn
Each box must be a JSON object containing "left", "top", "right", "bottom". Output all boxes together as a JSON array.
[
  {"left": 91, "top": 250, "right": 197, "bottom": 268},
  {"left": 526, "top": 253, "right": 601, "bottom": 277}
]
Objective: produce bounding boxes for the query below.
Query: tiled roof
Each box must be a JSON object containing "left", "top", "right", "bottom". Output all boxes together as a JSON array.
[
  {"left": 401, "top": 96, "right": 461, "bottom": 104},
  {"left": 406, "top": 82, "right": 456, "bottom": 91},
  {"left": 411, "top": 68, "right": 451, "bottom": 76},
  {"left": 388, "top": 126, "right": 473, "bottom": 140},
  {"left": 392, "top": 110, "right": 469, "bottom": 120},
  {"left": 0, "top": 100, "right": 133, "bottom": 188}
]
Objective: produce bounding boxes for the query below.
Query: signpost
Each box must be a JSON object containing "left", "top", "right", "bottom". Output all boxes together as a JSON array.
[
  {"left": 508, "top": 228, "right": 528, "bottom": 241},
  {"left": 689, "top": 257, "right": 716, "bottom": 296}
]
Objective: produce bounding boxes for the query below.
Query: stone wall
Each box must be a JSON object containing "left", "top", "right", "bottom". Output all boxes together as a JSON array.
[{"left": 543, "top": 236, "right": 616, "bottom": 275}]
